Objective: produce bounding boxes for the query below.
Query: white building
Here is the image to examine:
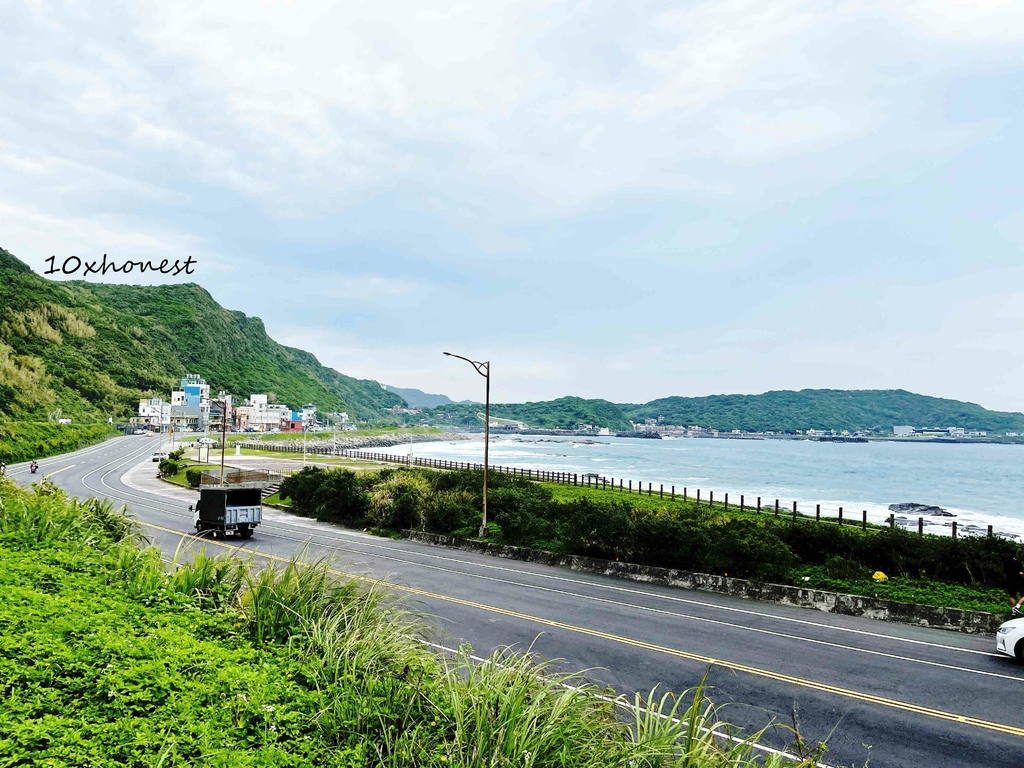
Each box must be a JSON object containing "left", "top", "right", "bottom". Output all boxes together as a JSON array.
[
  {"left": 138, "top": 398, "right": 171, "bottom": 431},
  {"left": 893, "top": 425, "right": 914, "bottom": 437},
  {"left": 236, "top": 394, "right": 291, "bottom": 431}
]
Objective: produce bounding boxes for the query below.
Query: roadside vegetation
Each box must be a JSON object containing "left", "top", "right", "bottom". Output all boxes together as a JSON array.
[
  {"left": 279, "top": 466, "right": 1018, "bottom": 615},
  {"left": 0, "top": 477, "right": 831, "bottom": 767},
  {"left": 0, "top": 420, "right": 118, "bottom": 464}
]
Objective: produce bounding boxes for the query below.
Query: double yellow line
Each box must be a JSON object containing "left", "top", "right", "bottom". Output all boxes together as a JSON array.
[{"left": 143, "top": 520, "right": 1024, "bottom": 739}]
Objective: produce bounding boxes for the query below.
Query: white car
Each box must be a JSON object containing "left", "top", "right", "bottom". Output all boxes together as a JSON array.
[
  {"left": 197, "top": 437, "right": 217, "bottom": 445},
  {"left": 151, "top": 451, "right": 167, "bottom": 462},
  {"left": 995, "top": 617, "right": 1024, "bottom": 661}
]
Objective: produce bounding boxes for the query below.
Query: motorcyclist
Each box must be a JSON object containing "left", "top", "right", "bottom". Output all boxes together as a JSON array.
[
  {"left": 30, "top": 461, "right": 39, "bottom": 474},
  {"left": 0, "top": 462, "right": 6, "bottom": 476}
]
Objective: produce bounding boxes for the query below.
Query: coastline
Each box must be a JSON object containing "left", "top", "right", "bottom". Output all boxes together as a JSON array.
[{"left": 391, "top": 434, "right": 1024, "bottom": 542}]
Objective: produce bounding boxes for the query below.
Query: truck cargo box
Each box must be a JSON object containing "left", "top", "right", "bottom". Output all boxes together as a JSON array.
[{"left": 194, "top": 487, "right": 263, "bottom": 538}]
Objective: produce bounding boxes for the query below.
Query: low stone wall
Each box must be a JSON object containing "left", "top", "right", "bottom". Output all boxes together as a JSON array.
[{"left": 402, "top": 530, "right": 1003, "bottom": 635}]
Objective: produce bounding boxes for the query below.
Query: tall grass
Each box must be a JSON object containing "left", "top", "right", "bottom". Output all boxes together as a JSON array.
[{"left": 0, "top": 478, "right": 138, "bottom": 548}]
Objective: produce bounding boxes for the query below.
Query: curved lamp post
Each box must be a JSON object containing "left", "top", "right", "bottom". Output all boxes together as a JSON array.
[{"left": 443, "top": 351, "right": 490, "bottom": 538}]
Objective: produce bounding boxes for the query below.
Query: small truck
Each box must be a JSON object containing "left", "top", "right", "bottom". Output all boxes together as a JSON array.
[{"left": 192, "top": 486, "right": 262, "bottom": 539}]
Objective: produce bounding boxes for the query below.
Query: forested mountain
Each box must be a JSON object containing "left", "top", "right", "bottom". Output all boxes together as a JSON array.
[
  {"left": 0, "top": 247, "right": 403, "bottom": 421},
  {"left": 619, "top": 389, "right": 1024, "bottom": 433},
  {"left": 417, "top": 396, "right": 632, "bottom": 431},
  {"left": 414, "top": 390, "right": 1024, "bottom": 434},
  {"left": 384, "top": 385, "right": 463, "bottom": 409}
]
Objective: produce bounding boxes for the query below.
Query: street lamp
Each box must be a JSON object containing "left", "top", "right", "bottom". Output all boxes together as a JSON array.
[{"left": 443, "top": 351, "right": 490, "bottom": 538}]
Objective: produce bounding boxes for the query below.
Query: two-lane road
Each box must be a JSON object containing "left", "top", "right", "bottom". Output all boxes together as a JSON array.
[{"left": 10, "top": 436, "right": 1024, "bottom": 767}]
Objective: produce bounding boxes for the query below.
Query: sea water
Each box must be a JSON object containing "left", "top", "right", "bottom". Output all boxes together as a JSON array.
[{"left": 386, "top": 435, "right": 1024, "bottom": 539}]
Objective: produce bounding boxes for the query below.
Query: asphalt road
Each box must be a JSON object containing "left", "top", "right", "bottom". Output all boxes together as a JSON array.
[{"left": 8, "top": 436, "right": 1024, "bottom": 767}]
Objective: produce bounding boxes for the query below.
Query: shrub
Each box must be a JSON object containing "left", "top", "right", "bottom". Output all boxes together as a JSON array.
[
  {"left": 185, "top": 468, "right": 202, "bottom": 488},
  {"left": 823, "top": 556, "right": 864, "bottom": 581},
  {"left": 423, "top": 489, "right": 477, "bottom": 533},
  {"left": 367, "top": 471, "right": 432, "bottom": 530},
  {"left": 157, "top": 458, "right": 179, "bottom": 477},
  {"left": 168, "top": 447, "right": 186, "bottom": 462},
  {"left": 281, "top": 467, "right": 371, "bottom": 525}
]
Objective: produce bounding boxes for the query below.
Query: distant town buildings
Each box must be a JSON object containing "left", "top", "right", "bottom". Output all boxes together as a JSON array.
[
  {"left": 170, "top": 373, "right": 211, "bottom": 431},
  {"left": 134, "top": 375, "right": 343, "bottom": 434},
  {"left": 893, "top": 425, "right": 988, "bottom": 438}
]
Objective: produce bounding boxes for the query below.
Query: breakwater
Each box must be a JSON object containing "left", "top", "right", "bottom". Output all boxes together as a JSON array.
[{"left": 236, "top": 432, "right": 467, "bottom": 453}]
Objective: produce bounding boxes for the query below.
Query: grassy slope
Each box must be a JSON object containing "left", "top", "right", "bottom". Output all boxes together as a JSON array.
[
  {"left": 0, "top": 246, "right": 403, "bottom": 422},
  {"left": 0, "top": 421, "right": 118, "bottom": 463}
]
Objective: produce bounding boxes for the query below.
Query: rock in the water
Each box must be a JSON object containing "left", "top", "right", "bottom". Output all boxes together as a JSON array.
[{"left": 887, "top": 502, "right": 954, "bottom": 517}]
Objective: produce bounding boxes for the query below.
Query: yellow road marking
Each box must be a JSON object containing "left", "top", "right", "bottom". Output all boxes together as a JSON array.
[
  {"left": 141, "top": 520, "right": 1024, "bottom": 739},
  {"left": 43, "top": 464, "right": 75, "bottom": 479}
]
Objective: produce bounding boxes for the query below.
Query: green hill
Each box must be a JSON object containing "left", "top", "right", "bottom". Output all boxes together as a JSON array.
[
  {"left": 409, "top": 388, "right": 1024, "bottom": 434},
  {"left": 0, "top": 247, "right": 403, "bottom": 422},
  {"left": 416, "top": 396, "right": 632, "bottom": 431},
  {"left": 619, "top": 389, "right": 1024, "bottom": 433}
]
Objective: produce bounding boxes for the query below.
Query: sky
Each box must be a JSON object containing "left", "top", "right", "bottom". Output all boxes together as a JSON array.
[{"left": 2, "top": 1, "right": 1024, "bottom": 410}]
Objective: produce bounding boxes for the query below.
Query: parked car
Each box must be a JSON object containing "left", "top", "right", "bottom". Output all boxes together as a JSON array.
[
  {"left": 197, "top": 437, "right": 217, "bottom": 445},
  {"left": 151, "top": 451, "right": 167, "bottom": 462},
  {"left": 996, "top": 618, "right": 1024, "bottom": 661}
]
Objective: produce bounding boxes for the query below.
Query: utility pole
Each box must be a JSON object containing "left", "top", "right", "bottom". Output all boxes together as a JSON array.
[{"left": 213, "top": 398, "right": 229, "bottom": 486}]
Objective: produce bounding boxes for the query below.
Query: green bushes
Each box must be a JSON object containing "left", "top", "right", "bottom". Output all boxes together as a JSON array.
[
  {"left": 157, "top": 458, "right": 179, "bottom": 477},
  {"left": 185, "top": 468, "right": 202, "bottom": 488},
  {"left": 368, "top": 471, "right": 433, "bottom": 530},
  {"left": 0, "top": 420, "right": 117, "bottom": 463},
  {"left": 274, "top": 465, "right": 1019, "bottom": 613},
  {"left": 279, "top": 466, "right": 371, "bottom": 525}
]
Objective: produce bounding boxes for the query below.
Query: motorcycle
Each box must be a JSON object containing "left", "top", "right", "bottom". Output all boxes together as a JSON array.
[{"left": 30, "top": 462, "right": 38, "bottom": 474}]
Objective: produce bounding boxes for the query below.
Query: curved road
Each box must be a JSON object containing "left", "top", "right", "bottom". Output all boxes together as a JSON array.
[{"left": 8, "top": 436, "right": 1024, "bottom": 767}]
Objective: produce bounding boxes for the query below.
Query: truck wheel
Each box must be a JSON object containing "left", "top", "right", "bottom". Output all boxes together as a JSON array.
[{"left": 239, "top": 528, "right": 253, "bottom": 540}]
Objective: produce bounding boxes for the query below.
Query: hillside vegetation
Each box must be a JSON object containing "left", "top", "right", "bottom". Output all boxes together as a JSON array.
[
  {"left": 0, "top": 422, "right": 118, "bottom": 464},
  {"left": 0, "top": 247, "right": 403, "bottom": 422},
  {"left": 620, "top": 389, "right": 1024, "bottom": 433},
  {"left": 418, "top": 396, "right": 633, "bottom": 431}
]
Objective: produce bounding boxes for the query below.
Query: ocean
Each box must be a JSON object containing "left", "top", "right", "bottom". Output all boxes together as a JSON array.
[{"left": 379, "top": 434, "right": 1024, "bottom": 540}]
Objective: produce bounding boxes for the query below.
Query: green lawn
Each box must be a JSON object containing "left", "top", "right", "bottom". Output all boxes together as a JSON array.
[{"left": 162, "top": 463, "right": 223, "bottom": 488}]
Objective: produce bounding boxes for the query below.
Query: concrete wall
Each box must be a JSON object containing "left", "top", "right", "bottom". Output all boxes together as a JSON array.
[{"left": 402, "top": 530, "right": 1003, "bottom": 635}]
